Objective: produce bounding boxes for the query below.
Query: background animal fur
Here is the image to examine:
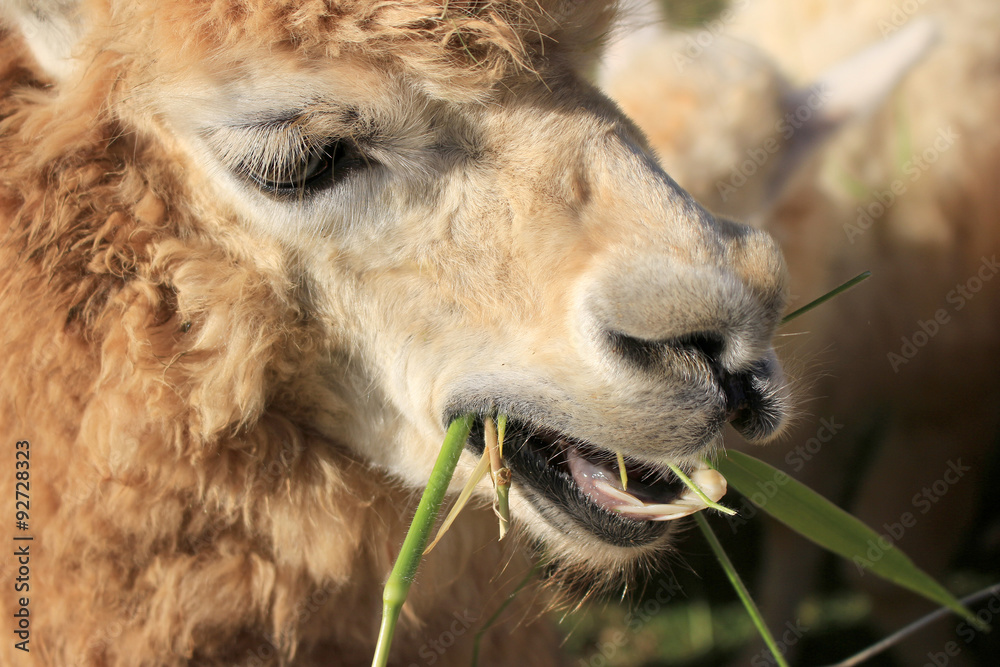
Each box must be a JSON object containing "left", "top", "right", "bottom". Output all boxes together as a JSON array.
[{"left": 0, "top": 0, "right": 795, "bottom": 664}]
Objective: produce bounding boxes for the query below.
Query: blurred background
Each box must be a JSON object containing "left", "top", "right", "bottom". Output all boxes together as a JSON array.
[{"left": 557, "top": 0, "right": 1000, "bottom": 664}]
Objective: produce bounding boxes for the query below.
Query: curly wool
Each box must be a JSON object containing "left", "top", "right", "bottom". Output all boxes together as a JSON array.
[{"left": 0, "top": 4, "right": 559, "bottom": 662}]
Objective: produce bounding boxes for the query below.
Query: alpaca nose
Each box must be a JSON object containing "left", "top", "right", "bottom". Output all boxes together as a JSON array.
[{"left": 584, "top": 242, "right": 786, "bottom": 374}]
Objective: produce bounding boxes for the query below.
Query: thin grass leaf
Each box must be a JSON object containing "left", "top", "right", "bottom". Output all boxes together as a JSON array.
[
  {"left": 781, "top": 271, "right": 871, "bottom": 325},
  {"left": 694, "top": 513, "right": 790, "bottom": 667},
  {"left": 424, "top": 448, "right": 491, "bottom": 554},
  {"left": 470, "top": 562, "right": 543, "bottom": 667},
  {"left": 497, "top": 413, "right": 508, "bottom": 458},
  {"left": 372, "top": 414, "right": 474, "bottom": 667},
  {"left": 714, "top": 450, "right": 987, "bottom": 631},
  {"left": 616, "top": 450, "right": 628, "bottom": 490},
  {"left": 666, "top": 463, "right": 736, "bottom": 516}
]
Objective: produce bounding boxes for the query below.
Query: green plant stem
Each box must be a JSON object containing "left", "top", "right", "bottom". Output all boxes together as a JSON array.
[
  {"left": 694, "top": 513, "right": 790, "bottom": 667},
  {"left": 781, "top": 271, "right": 871, "bottom": 325},
  {"left": 822, "top": 582, "right": 1000, "bottom": 667},
  {"left": 371, "top": 414, "right": 474, "bottom": 667},
  {"left": 470, "top": 562, "right": 543, "bottom": 667}
]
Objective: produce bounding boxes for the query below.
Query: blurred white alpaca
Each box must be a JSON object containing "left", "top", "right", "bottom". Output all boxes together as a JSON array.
[{"left": 600, "top": 0, "right": 1000, "bottom": 663}]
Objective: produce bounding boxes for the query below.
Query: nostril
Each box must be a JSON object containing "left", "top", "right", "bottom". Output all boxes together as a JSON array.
[
  {"left": 722, "top": 373, "right": 748, "bottom": 422},
  {"left": 607, "top": 330, "right": 727, "bottom": 372},
  {"left": 672, "top": 332, "right": 725, "bottom": 366},
  {"left": 607, "top": 332, "right": 666, "bottom": 371},
  {"left": 720, "top": 361, "right": 784, "bottom": 440}
]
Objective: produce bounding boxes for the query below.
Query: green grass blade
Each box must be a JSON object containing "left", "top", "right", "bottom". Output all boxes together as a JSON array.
[
  {"left": 781, "top": 271, "right": 871, "bottom": 325},
  {"left": 694, "top": 513, "right": 790, "bottom": 667},
  {"left": 371, "top": 414, "right": 474, "bottom": 667},
  {"left": 714, "top": 450, "right": 987, "bottom": 631},
  {"left": 470, "top": 562, "right": 543, "bottom": 667}
]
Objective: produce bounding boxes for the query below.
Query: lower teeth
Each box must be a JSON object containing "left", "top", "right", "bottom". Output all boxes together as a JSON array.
[
  {"left": 612, "top": 468, "right": 728, "bottom": 522},
  {"left": 567, "top": 445, "right": 729, "bottom": 522},
  {"left": 594, "top": 479, "right": 644, "bottom": 506}
]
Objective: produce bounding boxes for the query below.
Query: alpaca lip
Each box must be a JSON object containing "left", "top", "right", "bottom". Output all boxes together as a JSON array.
[{"left": 459, "top": 417, "right": 716, "bottom": 547}]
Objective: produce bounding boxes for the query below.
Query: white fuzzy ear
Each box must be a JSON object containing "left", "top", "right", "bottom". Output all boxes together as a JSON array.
[
  {"left": 598, "top": 0, "right": 668, "bottom": 82},
  {"left": 2, "top": 0, "right": 86, "bottom": 80},
  {"left": 801, "top": 17, "right": 938, "bottom": 123},
  {"left": 766, "top": 17, "right": 938, "bottom": 199}
]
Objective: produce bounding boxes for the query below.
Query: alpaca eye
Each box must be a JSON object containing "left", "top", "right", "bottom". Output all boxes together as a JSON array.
[{"left": 247, "top": 140, "right": 367, "bottom": 194}]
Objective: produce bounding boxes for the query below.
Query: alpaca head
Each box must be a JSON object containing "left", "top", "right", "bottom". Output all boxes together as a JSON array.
[
  {"left": 8, "top": 0, "right": 791, "bottom": 576},
  {"left": 599, "top": 11, "right": 938, "bottom": 224}
]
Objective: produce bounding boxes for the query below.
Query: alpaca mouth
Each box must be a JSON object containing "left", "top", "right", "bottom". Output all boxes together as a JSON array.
[
  {"left": 448, "top": 358, "right": 785, "bottom": 548},
  {"left": 462, "top": 418, "right": 728, "bottom": 548}
]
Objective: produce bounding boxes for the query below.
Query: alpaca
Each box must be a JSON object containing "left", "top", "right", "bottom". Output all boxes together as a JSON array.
[
  {"left": 0, "top": 0, "right": 794, "bottom": 664},
  {"left": 600, "top": 0, "right": 1000, "bottom": 662}
]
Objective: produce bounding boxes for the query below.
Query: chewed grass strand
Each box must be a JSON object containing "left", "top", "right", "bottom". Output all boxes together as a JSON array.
[
  {"left": 616, "top": 450, "right": 628, "bottom": 490},
  {"left": 669, "top": 462, "right": 736, "bottom": 516},
  {"left": 424, "top": 447, "right": 491, "bottom": 554},
  {"left": 495, "top": 466, "right": 511, "bottom": 540},
  {"left": 485, "top": 417, "right": 502, "bottom": 481},
  {"left": 484, "top": 415, "right": 511, "bottom": 539}
]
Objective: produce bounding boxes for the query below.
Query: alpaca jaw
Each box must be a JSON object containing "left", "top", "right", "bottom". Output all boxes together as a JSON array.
[{"left": 435, "top": 342, "right": 788, "bottom": 557}]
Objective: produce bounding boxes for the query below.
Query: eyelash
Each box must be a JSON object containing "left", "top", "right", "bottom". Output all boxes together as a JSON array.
[{"left": 243, "top": 138, "right": 370, "bottom": 195}]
